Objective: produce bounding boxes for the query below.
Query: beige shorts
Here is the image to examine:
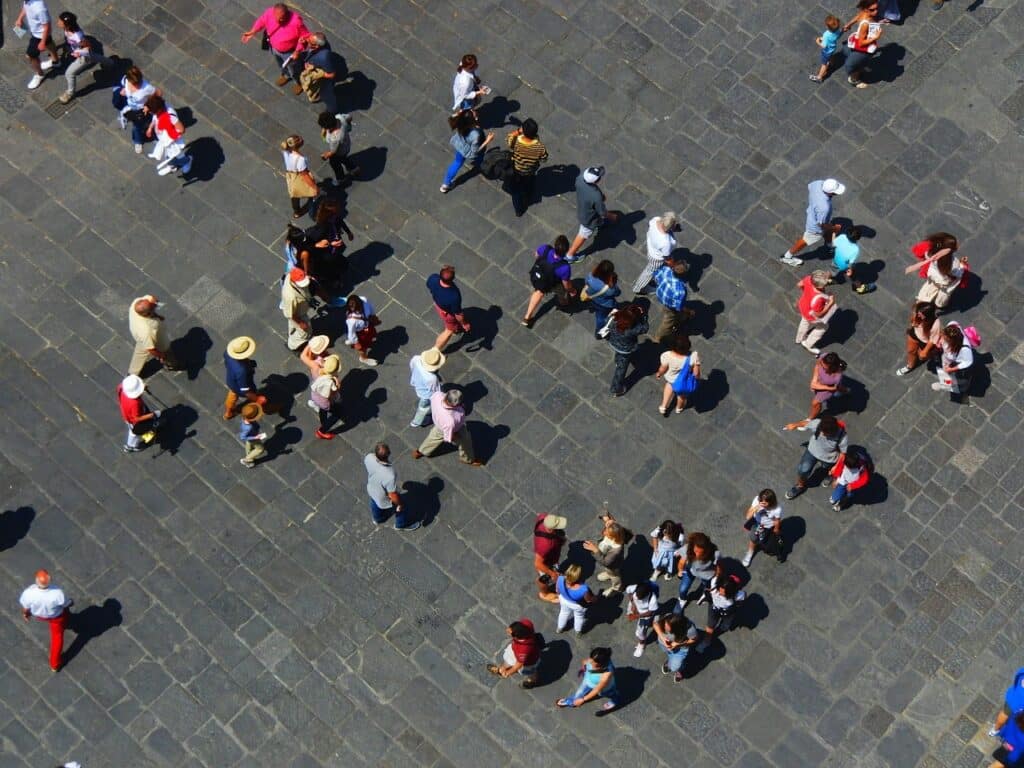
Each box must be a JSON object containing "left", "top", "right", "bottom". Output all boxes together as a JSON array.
[{"left": 802, "top": 230, "right": 824, "bottom": 246}]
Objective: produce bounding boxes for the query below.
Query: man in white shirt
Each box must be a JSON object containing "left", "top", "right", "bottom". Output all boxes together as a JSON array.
[
  {"left": 19, "top": 569, "right": 71, "bottom": 671},
  {"left": 408, "top": 347, "right": 445, "bottom": 427},
  {"left": 633, "top": 212, "right": 680, "bottom": 294},
  {"left": 15, "top": 0, "right": 58, "bottom": 90}
]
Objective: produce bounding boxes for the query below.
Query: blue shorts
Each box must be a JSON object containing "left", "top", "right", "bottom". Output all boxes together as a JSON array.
[{"left": 820, "top": 49, "right": 836, "bottom": 66}]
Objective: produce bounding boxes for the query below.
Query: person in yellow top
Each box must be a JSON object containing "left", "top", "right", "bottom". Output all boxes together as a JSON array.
[
  {"left": 505, "top": 118, "right": 547, "bottom": 217},
  {"left": 128, "top": 295, "right": 181, "bottom": 375}
]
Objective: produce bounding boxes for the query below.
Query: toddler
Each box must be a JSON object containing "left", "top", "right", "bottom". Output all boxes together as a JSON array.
[
  {"left": 650, "top": 520, "right": 685, "bottom": 580},
  {"left": 831, "top": 226, "right": 875, "bottom": 293},
  {"left": 810, "top": 15, "right": 842, "bottom": 82}
]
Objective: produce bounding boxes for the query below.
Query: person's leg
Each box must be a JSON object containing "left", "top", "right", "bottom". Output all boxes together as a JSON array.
[
  {"left": 809, "top": 397, "right": 824, "bottom": 420},
  {"left": 566, "top": 224, "right": 592, "bottom": 260},
  {"left": 610, "top": 351, "right": 630, "bottom": 395},
  {"left": 25, "top": 37, "right": 44, "bottom": 76},
  {"left": 660, "top": 382, "right": 675, "bottom": 413},
  {"left": 904, "top": 334, "right": 921, "bottom": 371},
  {"left": 369, "top": 498, "right": 389, "bottom": 524},
  {"left": 572, "top": 604, "right": 586, "bottom": 633},
  {"left": 417, "top": 426, "right": 446, "bottom": 457},
  {"left": 674, "top": 394, "right": 687, "bottom": 413},
  {"left": 64, "top": 55, "right": 90, "bottom": 95},
  {"left": 606, "top": 568, "right": 622, "bottom": 592},
  {"left": 130, "top": 115, "right": 146, "bottom": 147},
  {"left": 655, "top": 305, "right": 676, "bottom": 342},
  {"left": 291, "top": 197, "right": 303, "bottom": 214},
  {"left": 795, "top": 317, "right": 810, "bottom": 345},
  {"left": 523, "top": 173, "right": 537, "bottom": 208},
  {"left": 803, "top": 321, "right": 828, "bottom": 350},
  {"left": 48, "top": 611, "right": 67, "bottom": 670},
  {"left": 570, "top": 682, "right": 593, "bottom": 702},
  {"left": 667, "top": 646, "right": 688, "bottom": 673},
  {"left": 594, "top": 306, "right": 610, "bottom": 335},
  {"left": 830, "top": 483, "right": 848, "bottom": 506},
  {"left": 793, "top": 449, "right": 817, "bottom": 491},
  {"left": 244, "top": 440, "right": 266, "bottom": 464},
  {"left": 443, "top": 151, "right": 466, "bottom": 189},
  {"left": 509, "top": 173, "right": 526, "bottom": 216},
  {"left": 411, "top": 396, "right": 432, "bottom": 427},
  {"left": 128, "top": 341, "right": 150, "bottom": 376},
  {"left": 125, "top": 424, "right": 142, "bottom": 450},
  {"left": 451, "top": 428, "right": 476, "bottom": 463},
  {"left": 677, "top": 568, "right": 694, "bottom": 608},
  {"left": 224, "top": 390, "right": 239, "bottom": 419},
  {"left": 556, "top": 602, "right": 572, "bottom": 632},
  {"left": 523, "top": 290, "right": 545, "bottom": 323}
]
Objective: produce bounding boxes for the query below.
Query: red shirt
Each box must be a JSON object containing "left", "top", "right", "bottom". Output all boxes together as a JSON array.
[
  {"left": 155, "top": 109, "right": 182, "bottom": 140},
  {"left": 533, "top": 513, "right": 565, "bottom": 566},
  {"left": 117, "top": 385, "right": 147, "bottom": 424},
  {"left": 797, "top": 275, "right": 829, "bottom": 321},
  {"left": 511, "top": 618, "right": 541, "bottom": 665}
]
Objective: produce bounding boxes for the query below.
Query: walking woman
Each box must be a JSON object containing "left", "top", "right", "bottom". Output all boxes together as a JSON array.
[
  {"left": 584, "top": 260, "right": 620, "bottom": 338},
  {"left": 897, "top": 301, "right": 941, "bottom": 376},
  {"left": 842, "top": 0, "right": 883, "bottom": 88},
  {"left": 57, "top": 12, "right": 112, "bottom": 104},
  {"left": 916, "top": 248, "right": 966, "bottom": 311},
  {"left": 605, "top": 303, "right": 648, "bottom": 397},
  {"left": 343, "top": 294, "right": 379, "bottom": 366},
  {"left": 112, "top": 66, "right": 158, "bottom": 153},
  {"left": 310, "top": 354, "right": 343, "bottom": 439},
  {"left": 441, "top": 110, "right": 493, "bottom": 193},
  {"left": 583, "top": 512, "right": 631, "bottom": 597},
  {"left": 934, "top": 323, "right": 974, "bottom": 402},
  {"left": 741, "top": 489, "right": 783, "bottom": 567},
  {"left": 281, "top": 135, "right": 318, "bottom": 219},
  {"left": 451, "top": 53, "right": 488, "bottom": 114},
  {"left": 655, "top": 334, "right": 700, "bottom": 416},
  {"left": 556, "top": 647, "right": 621, "bottom": 714},
  {"left": 808, "top": 352, "right": 848, "bottom": 419},
  {"left": 675, "top": 531, "right": 719, "bottom": 613},
  {"left": 300, "top": 334, "right": 331, "bottom": 378}
]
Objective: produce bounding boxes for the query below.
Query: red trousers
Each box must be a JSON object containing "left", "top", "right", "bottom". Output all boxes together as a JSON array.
[{"left": 36, "top": 610, "right": 67, "bottom": 670}]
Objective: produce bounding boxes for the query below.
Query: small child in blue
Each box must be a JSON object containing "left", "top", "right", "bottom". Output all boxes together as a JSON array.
[
  {"left": 810, "top": 15, "right": 842, "bottom": 83},
  {"left": 830, "top": 226, "right": 875, "bottom": 294},
  {"left": 650, "top": 520, "right": 685, "bottom": 581}
]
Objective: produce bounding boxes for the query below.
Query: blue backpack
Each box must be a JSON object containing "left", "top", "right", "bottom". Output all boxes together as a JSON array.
[{"left": 672, "top": 355, "right": 698, "bottom": 395}]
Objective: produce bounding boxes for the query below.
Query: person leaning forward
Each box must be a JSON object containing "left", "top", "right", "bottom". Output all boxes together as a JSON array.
[
  {"left": 128, "top": 294, "right": 181, "bottom": 375},
  {"left": 223, "top": 336, "right": 280, "bottom": 419}
]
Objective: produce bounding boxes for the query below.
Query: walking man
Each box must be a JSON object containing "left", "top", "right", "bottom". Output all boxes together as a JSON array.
[
  {"left": 223, "top": 336, "right": 274, "bottom": 419},
  {"left": 117, "top": 374, "right": 160, "bottom": 453},
  {"left": 565, "top": 166, "right": 619, "bottom": 263},
  {"left": 412, "top": 389, "right": 483, "bottom": 466},
  {"left": 408, "top": 347, "right": 446, "bottom": 427},
  {"left": 783, "top": 414, "right": 849, "bottom": 499},
  {"left": 781, "top": 178, "right": 846, "bottom": 266},
  {"left": 240, "top": 3, "right": 309, "bottom": 91},
  {"left": 128, "top": 295, "right": 181, "bottom": 375},
  {"left": 365, "top": 443, "right": 419, "bottom": 530},
  {"left": 15, "top": 0, "right": 58, "bottom": 90},
  {"left": 19, "top": 569, "right": 71, "bottom": 671},
  {"left": 426, "top": 266, "right": 470, "bottom": 352},
  {"left": 534, "top": 513, "right": 567, "bottom": 602},
  {"left": 298, "top": 33, "right": 339, "bottom": 112},
  {"left": 282, "top": 267, "right": 314, "bottom": 351},
  {"left": 653, "top": 255, "right": 694, "bottom": 343},
  {"left": 633, "top": 212, "right": 680, "bottom": 294},
  {"left": 505, "top": 118, "right": 548, "bottom": 217}
]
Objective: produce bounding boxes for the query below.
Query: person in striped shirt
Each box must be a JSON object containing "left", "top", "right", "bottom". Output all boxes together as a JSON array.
[{"left": 505, "top": 118, "right": 547, "bottom": 217}]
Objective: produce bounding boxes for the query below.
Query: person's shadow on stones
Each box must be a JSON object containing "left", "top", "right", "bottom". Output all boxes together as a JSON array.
[
  {"left": 620, "top": 533, "right": 653, "bottom": 585},
  {"left": 865, "top": 42, "right": 906, "bottom": 85},
  {"left": 0, "top": 507, "right": 34, "bottom": 552},
  {"left": 582, "top": 209, "right": 645, "bottom": 258},
  {"left": 622, "top": 339, "right": 661, "bottom": 392},
  {"left": 172, "top": 327, "right": 212, "bottom": 380},
  {"left": 152, "top": 404, "right": 198, "bottom": 456},
  {"left": 465, "top": 422, "right": 510, "bottom": 464},
  {"left": 820, "top": 308, "right": 857, "bottom": 347},
  {"left": 534, "top": 637, "right": 572, "bottom": 688},
  {"left": 337, "top": 369, "right": 386, "bottom": 431},
  {"left": 610, "top": 666, "right": 649, "bottom": 710},
  {"left": 370, "top": 325, "right": 408, "bottom": 365},
  {"left": 691, "top": 368, "right": 728, "bottom": 414},
  {"left": 451, "top": 305, "right": 502, "bottom": 353},
  {"left": 685, "top": 299, "right": 724, "bottom": 340},
  {"left": 679, "top": 250, "right": 713, "bottom": 293},
  {"left": 399, "top": 476, "right": 444, "bottom": 526},
  {"left": 261, "top": 423, "right": 303, "bottom": 463},
  {"left": 459, "top": 380, "right": 489, "bottom": 416},
  {"left": 347, "top": 146, "right": 387, "bottom": 183},
  {"left": 952, "top": 272, "right": 986, "bottom": 313},
  {"left": 345, "top": 241, "right": 394, "bottom": 291},
  {"left": 181, "top": 137, "right": 226, "bottom": 185},
  {"left": 62, "top": 599, "right": 123, "bottom": 667},
  {"left": 777, "top": 516, "right": 806, "bottom": 563},
  {"left": 475, "top": 96, "right": 520, "bottom": 130},
  {"left": 536, "top": 163, "right": 579, "bottom": 201},
  {"left": 337, "top": 70, "right": 376, "bottom": 112},
  {"left": 826, "top": 375, "right": 869, "bottom": 416},
  {"left": 262, "top": 372, "right": 309, "bottom": 420}
]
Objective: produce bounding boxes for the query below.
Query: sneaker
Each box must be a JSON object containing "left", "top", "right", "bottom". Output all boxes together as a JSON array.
[
  {"left": 601, "top": 587, "right": 620, "bottom": 597},
  {"left": 179, "top": 156, "right": 192, "bottom": 175},
  {"left": 821, "top": 475, "right": 833, "bottom": 487},
  {"left": 741, "top": 552, "right": 753, "bottom": 567},
  {"left": 121, "top": 444, "right": 142, "bottom": 453},
  {"left": 802, "top": 344, "right": 821, "bottom": 355},
  {"left": 785, "top": 486, "right": 804, "bottom": 500},
  {"left": 134, "top": 144, "right": 143, "bottom": 154},
  {"left": 40, "top": 58, "right": 54, "bottom": 71},
  {"left": 676, "top": 598, "right": 688, "bottom": 612},
  {"left": 58, "top": 91, "right": 73, "bottom": 104},
  {"left": 439, "top": 184, "right": 450, "bottom": 193},
  {"left": 663, "top": 572, "right": 674, "bottom": 581},
  {"left": 931, "top": 382, "right": 952, "bottom": 391},
  {"left": 360, "top": 357, "right": 378, "bottom": 367},
  {"left": 696, "top": 592, "right": 708, "bottom": 606},
  {"left": 808, "top": 74, "right": 822, "bottom": 82},
  {"left": 596, "top": 572, "right": 611, "bottom": 581},
  {"left": 633, "top": 643, "right": 644, "bottom": 658},
  {"left": 343, "top": 339, "right": 355, "bottom": 346},
  {"left": 574, "top": 630, "right": 584, "bottom": 638},
  {"left": 831, "top": 501, "right": 842, "bottom": 512},
  {"left": 854, "top": 283, "right": 876, "bottom": 294},
  {"left": 27, "top": 74, "right": 44, "bottom": 90},
  {"left": 275, "top": 74, "right": 290, "bottom": 87},
  {"left": 240, "top": 458, "right": 255, "bottom": 468},
  {"left": 896, "top": 366, "right": 912, "bottom": 377},
  {"left": 674, "top": 671, "right": 685, "bottom": 683},
  {"left": 780, "top": 254, "right": 803, "bottom": 266},
  {"left": 520, "top": 678, "right": 539, "bottom": 689},
  {"left": 989, "top": 728, "right": 1000, "bottom": 738},
  {"left": 395, "top": 521, "right": 422, "bottom": 531},
  {"left": 158, "top": 165, "right": 174, "bottom": 176},
  {"left": 118, "top": 113, "right": 128, "bottom": 130},
  {"left": 555, "top": 626, "right": 569, "bottom": 634},
  {"left": 661, "top": 664, "right": 670, "bottom": 675}
]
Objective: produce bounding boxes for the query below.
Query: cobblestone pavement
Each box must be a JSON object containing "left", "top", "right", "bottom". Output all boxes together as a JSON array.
[{"left": 1, "top": 0, "right": 1023, "bottom": 765}]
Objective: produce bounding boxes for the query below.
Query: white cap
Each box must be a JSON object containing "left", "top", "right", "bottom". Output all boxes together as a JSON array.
[{"left": 822, "top": 178, "right": 846, "bottom": 195}]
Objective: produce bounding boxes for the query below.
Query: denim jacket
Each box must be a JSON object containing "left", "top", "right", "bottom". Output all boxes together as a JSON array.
[{"left": 585, "top": 273, "right": 621, "bottom": 310}]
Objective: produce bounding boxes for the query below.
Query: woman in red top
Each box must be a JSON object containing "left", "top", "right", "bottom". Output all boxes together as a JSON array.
[
  {"left": 794, "top": 270, "right": 836, "bottom": 355},
  {"left": 117, "top": 375, "right": 158, "bottom": 453}
]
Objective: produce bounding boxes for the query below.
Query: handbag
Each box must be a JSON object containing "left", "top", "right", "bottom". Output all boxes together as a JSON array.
[
  {"left": 286, "top": 170, "right": 318, "bottom": 199},
  {"left": 581, "top": 282, "right": 609, "bottom": 303},
  {"left": 597, "top": 309, "right": 617, "bottom": 339},
  {"left": 260, "top": 30, "right": 270, "bottom": 50}
]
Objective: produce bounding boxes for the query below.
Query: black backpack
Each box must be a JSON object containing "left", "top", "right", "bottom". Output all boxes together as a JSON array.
[
  {"left": 529, "top": 247, "right": 560, "bottom": 291},
  {"left": 480, "top": 148, "right": 513, "bottom": 181}
]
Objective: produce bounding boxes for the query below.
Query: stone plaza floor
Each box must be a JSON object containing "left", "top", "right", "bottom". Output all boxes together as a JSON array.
[{"left": 0, "top": 0, "right": 1023, "bottom": 765}]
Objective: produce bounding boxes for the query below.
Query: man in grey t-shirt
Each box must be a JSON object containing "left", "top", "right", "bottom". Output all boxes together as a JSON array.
[
  {"left": 780, "top": 178, "right": 845, "bottom": 267},
  {"left": 364, "top": 443, "right": 419, "bottom": 530},
  {"left": 782, "top": 414, "right": 849, "bottom": 499}
]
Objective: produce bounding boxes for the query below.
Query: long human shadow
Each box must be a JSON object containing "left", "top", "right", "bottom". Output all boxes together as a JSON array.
[
  {"left": 691, "top": 368, "right": 728, "bottom": 414},
  {"left": 371, "top": 325, "right": 408, "bottom": 365},
  {"left": 261, "top": 423, "right": 302, "bottom": 464},
  {"left": 475, "top": 95, "right": 520, "bottom": 129},
  {"left": 685, "top": 298, "right": 724, "bottom": 340},
  {"left": 535, "top": 163, "right": 579, "bottom": 201},
  {"left": 620, "top": 534, "right": 653, "bottom": 587},
  {"left": 864, "top": 42, "right": 906, "bottom": 85},
  {"left": 337, "top": 369, "right": 386, "bottom": 432},
  {"left": 336, "top": 70, "right": 375, "bottom": 112},
  {"left": 534, "top": 637, "right": 572, "bottom": 688},
  {"left": 262, "top": 372, "right": 309, "bottom": 420},
  {"left": 152, "top": 404, "right": 198, "bottom": 456},
  {"left": 0, "top": 507, "right": 34, "bottom": 551},
  {"left": 820, "top": 308, "right": 858, "bottom": 347},
  {"left": 63, "top": 599, "right": 123, "bottom": 667},
  {"left": 580, "top": 209, "right": 645, "bottom": 258},
  {"left": 344, "top": 240, "right": 394, "bottom": 292},
  {"left": 181, "top": 137, "right": 226, "bottom": 185},
  {"left": 399, "top": 477, "right": 444, "bottom": 526},
  {"left": 464, "top": 422, "right": 510, "bottom": 464},
  {"left": 825, "top": 375, "right": 869, "bottom": 417},
  {"left": 347, "top": 146, "right": 387, "bottom": 183},
  {"left": 171, "top": 326, "right": 212, "bottom": 381},
  {"left": 609, "top": 666, "right": 649, "bottom": 710},
  {"left": 451, "top": 305, "right": 503, "bottom": 354}
]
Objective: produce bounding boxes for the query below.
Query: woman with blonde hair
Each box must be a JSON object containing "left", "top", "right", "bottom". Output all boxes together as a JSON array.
[
  {"left": 583, "top": 512, "right": 632, "bottom": 596},
  {"left": 281, "top": 135, "right": 318, "bottom": 218}
]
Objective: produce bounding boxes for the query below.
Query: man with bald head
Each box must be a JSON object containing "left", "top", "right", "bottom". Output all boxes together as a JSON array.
[
  {"left": 19, "top": 569, "right": 72, "bottom": 671},
  {"left": 128, "top": 294, "right": 181, "bottom": 375}
]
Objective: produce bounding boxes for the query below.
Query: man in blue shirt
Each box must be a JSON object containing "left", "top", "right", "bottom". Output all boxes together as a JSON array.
[
  {"left": 300, "top": 32, "right": 339, "bottom": 113},
  {"left": 223, "top": 336, "right": 276, "bottom": 419},
  {"left": 781, "top": 178, "right": 845, "bottom": 266},
  {"left": 426, "top": 266, "right": 470, "bottom": 352},
  {"left": 653, "top": 257, "right": 694, "bottom": 342}
]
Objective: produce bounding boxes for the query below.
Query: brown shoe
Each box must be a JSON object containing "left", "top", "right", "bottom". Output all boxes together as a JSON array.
[
  {"left": 223, "top": 411, "right": 236, "bottom": 420},
  {"left": 292, "top": 83, "right": 304, "bottom": 96},
  {"left": 275, "top": 74, "right": 290, "bottom": 87},
  {"left": 412, "top": 450, "right": 424, "bottom": 459}
]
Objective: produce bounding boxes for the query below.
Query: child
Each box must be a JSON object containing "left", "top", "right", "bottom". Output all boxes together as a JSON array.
[
  {"left": 239, "top": 403, "right": 267, "bottom": 467},
  {"left": 650, "top": 520, "right": 685, "bottom": 581},
  {"left": 318, "top": 112, "right": 360, "bottom": 185},
  {"left": 831, "top": 226, "right": 875, "bottom": 294},
  {"left": 829, "top": 449, "right": 871, "bottom": 511},
  {"left": 487, "top": 618, "right": 542, "bottom": 689},
  {"left": 696, "top": 567, "right": 746, "bottom": 652},
  {"left": 625, "top": 580, "right": 660, "bottom": 658},
  {"left": 810, "top": 15, "right": 842, "bottom": 82}
]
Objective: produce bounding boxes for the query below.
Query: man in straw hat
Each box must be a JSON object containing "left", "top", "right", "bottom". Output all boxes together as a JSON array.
[
  {"left": 408, "top": 347, "right": 446, "bottom": 427},
  {"left": 128, "top": 294, "right": 181, "bottom": 375},
  {"left": 19, "top": 569, "right": 72, "bottom": 671},
  {"left": 223, "top": 336, "right": 279, "bottom": 420},
  {"left": 117, "top": 374, "right": 160, "bottom": 453},
  {"left": 412, "top": 389, "right": 483, "bottom": 466},
  {"left": 282, "top": 267, "right": 314, "bottom": 351},
  {"left": 239, "top": 402, "right": 268, "bottom": 467},
  {"left": 310, "top": 353, "right": 343, "bottom": 439}
]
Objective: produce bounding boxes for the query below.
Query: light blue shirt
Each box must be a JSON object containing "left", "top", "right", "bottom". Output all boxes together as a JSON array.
[
  {"left": 821, "top": 29, "right": 840, "bottom": 55},
  {"left": 409, "top": 356, "right": 440, "bottom": 399},
  {"left": 832, "top": 235, "right": 860, "bottom": 270},
  {"left": 804, "top": 180, "right": 833, "bottom": 235}
]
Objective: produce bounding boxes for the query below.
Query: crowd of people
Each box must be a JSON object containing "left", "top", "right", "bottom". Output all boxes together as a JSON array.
[{"left": 11, "top": 0, "right": 1008, "bottom": 762}]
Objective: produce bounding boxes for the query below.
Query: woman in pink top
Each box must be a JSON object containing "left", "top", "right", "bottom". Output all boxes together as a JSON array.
[{"left": 241, "top": 3, "right": 309, "bottom": 91}]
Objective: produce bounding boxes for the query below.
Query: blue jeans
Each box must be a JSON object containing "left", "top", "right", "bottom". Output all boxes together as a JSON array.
[
  {"left": 410, "top": 396, "right": 432, "bottom": 427},
  {"left": 371, "top": 498, "right": 413, "bottom": 527},
  {"left": 443, "top": 151, "right": 483, "bottom": 187},
  {"left": 659, "top": 639, "right": 690, "bottom": 673},
  {"left": 570, "top": 681, "right": 621, "bottom": 708},
  {"left": 593, "top": 305, "right": 612, "bottom": 335},
  {"left": 797, "top": 449, "right": 832, "bottom": 483},
  {"left": 111, "top": 90, "right": 146, "bottom": 145},
  {"left": 610, "top": 350, "right": 631, "bottom": 394},
  {"left": 845, "top": 49, "right": 873, "bottom": 79},
  {"left": 675, "top": 567, "right": 710, "bottom": 611},
  {"left": 830, "top": 483, "right": 849, "bottom": 505}
]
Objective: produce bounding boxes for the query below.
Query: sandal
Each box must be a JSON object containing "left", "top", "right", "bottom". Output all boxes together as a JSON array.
[
  {"left": 674, "top": 406, "right": 684, "bottom": 414},
  {"left": 658, "top": 406, "right": 668, "bottom": 415},
  {"left": 556, "top": 698, "right": 574, "bottom": 708}
]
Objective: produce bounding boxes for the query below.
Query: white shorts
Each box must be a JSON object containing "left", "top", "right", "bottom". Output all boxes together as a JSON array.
[
  {"left": 802, "top": 230, "right": 824, "bottom": 246},
  {"left": 577, "top": 223, "right": 597, "bottom": 239},
  {"left": 502, "top": 643, "right": 538, "bottom": 675}
]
